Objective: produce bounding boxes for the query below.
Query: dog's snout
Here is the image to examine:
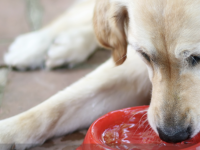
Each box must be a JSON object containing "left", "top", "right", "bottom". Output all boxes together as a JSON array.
[{"left": 157, "top": 127, "right": 191, "bottom": 143}]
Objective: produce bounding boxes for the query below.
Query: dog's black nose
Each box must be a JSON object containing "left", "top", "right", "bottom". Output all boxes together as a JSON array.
[{"left": 157, "top": 127, "right": 191, "bottom": 143}]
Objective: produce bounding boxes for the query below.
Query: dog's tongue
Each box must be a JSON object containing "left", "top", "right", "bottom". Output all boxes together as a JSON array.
[{"left": 102, "top": 109, "right": 200, "bottom": 150}]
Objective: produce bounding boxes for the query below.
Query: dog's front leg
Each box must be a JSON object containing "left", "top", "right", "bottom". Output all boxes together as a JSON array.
[{"left": 0, "top": 50, "right": 151, "bottom": 150}]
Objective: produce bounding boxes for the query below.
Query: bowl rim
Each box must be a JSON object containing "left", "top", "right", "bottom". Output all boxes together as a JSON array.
[{"left": 77, "top": 105, "right": 200, "bottom": 150}]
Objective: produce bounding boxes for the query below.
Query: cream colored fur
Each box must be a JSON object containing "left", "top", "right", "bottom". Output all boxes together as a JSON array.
[
  {"left": 0, "top": 46, "right": 151, "bottom": 149},
  {"left": 1, "top": 0, "right": 200, "bottom": 149},
  {"left": 4, "top": 0, "right": 96, "bottom": 70}
]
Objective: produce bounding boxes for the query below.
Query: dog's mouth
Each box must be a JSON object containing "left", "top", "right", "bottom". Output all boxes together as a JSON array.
[{"left": 147, "top": 106, "right": 198, "bottom": 143}]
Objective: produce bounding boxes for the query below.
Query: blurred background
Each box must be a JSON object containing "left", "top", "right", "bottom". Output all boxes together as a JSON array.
[
  {"left": 0, "top": 0, "right": 74, "bottom": 58},
  {"left": 0, "top": 0, "right": 110, "bottom": 149}
]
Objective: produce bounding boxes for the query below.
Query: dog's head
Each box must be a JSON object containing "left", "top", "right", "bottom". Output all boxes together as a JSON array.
[{"left": 94, "top": 0, "right": 200, "bottom": 143}]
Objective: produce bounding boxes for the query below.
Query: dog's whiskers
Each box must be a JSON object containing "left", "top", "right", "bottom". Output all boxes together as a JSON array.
[
  {"left": 143, "top": 119, "right": 150, "bottom": 132},
  {"left": 138, "top": 113, "right": 148, "bottom": 127},
  {"left": 132, "top": 111, "right": 148, "bottom": 135}
]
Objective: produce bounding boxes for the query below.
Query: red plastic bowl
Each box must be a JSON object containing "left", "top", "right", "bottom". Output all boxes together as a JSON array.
[{"left": 77, "top": 106, "right": 200, "bottom": 150}]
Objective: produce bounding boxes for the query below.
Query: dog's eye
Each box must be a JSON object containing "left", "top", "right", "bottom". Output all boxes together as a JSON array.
[
  {"left": 141, "top": 52, "right": 151, "bottom": 62},
  {"left": 188, "top": 55, "right": 200, "bottom": 67}
]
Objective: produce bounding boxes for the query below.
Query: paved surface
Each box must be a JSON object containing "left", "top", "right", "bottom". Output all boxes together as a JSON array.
[{"left": 0, "top": 0, "right": 111, "bottom": 149}]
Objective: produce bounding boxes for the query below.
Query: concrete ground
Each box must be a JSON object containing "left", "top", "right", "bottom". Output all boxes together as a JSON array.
[{"left": 0, "top": 0, "right": 110, "bottom": 149}]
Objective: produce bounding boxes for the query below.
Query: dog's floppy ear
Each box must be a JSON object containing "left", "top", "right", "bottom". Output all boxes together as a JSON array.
[{"left": 93, "top": 0, "right": 129, "bottom": 65}]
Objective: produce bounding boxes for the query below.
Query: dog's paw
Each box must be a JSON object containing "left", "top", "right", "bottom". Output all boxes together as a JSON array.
[
  {"left": 4, "top": 31, "right": 53, "bottom": 70},
  {"left": 0, "top": 120, "right": 25, "bottom": 150},
  {"left": 0, "top": 119, "right": 43, "bottom": 150},
  {"left": 46, "top": 29, "right": 97, "bottom": 69}
]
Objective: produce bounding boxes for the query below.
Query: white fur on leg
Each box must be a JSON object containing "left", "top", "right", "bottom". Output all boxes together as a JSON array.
[
  {"left": 0, "top": 48, "right": 151, "bottom": 150},
  {"left": 46, "top": 25, "right": 98, "bottom": 69}
]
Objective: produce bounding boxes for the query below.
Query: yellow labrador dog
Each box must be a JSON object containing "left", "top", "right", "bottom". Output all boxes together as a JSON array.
[{"left": 1, "top": 0, "right": 200, "bottom": 149}]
